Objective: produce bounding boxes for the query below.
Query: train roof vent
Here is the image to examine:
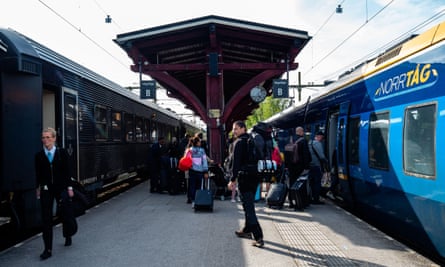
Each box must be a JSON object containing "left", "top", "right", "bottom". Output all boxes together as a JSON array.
[
  {"left": 375, "top": 34, "right": 418, "bottom": 66},
  {"left": 375, "top": 45, "right": 402, "bottom": 66},
  {"left": 20, "top": 58, "right": 41, "bottom": 75}
]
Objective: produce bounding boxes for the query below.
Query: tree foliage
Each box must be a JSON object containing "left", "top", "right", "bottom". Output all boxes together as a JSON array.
[{"left": 246, "top": 96, "right": 290, "bottom": 129}]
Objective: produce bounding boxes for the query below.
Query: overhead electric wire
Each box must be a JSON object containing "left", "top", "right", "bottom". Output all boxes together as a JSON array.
[
  {"left": 314, "top": 6, "right": 445, "bottom": 82},
  {"left": 305, "top": 0, "right": 395, "bottom": 79},
  {"left": 312, "top": 0, "right": 347, "bottom": 39},
  {"left": 358, "top": 8, "right": 445, "bottom": 66},
  {"left": 37, "top": 0, "right": 129, "bottom": 69}
]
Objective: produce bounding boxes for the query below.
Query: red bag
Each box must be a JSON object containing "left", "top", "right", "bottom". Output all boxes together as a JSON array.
[
  {"left": 271, "top": 147, "right": 282, "bottom": 165},
  {"left": 178, "top": 150, "right": 192, "bottom": 172}
]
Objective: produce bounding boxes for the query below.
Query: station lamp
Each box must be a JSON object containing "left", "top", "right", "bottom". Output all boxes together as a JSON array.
[{"left": 336, "top": 4, "right": 343, "bottom": 14}]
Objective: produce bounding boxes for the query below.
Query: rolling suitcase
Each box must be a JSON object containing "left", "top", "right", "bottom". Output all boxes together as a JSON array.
[
  {"left": 289, "top": 173, "right": 311, "bottom": 211},
  {"left": 265, "top": 182, "right": 287, "bottom": 208},
  {"left": 265, "top": 166, "right": 288, "bottom": 208},
  {"left": 194, "top": 177, "right": 213, "bottom": 212}
]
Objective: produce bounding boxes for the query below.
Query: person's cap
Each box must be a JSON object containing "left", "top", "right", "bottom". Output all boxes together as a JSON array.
[{"left": 316, "top": 131, "right": 324, "bottom": 136}]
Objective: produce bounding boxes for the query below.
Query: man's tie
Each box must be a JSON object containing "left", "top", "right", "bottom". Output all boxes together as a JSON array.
[{"left": 47, "top": 152, "right": 53, "bottom": 163}]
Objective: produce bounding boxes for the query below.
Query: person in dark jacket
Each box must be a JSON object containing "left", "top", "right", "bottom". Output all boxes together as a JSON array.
[
  {"left": 150, "top": 137, "right": 169, "bottom": 193},
  {"left": 35, "top": 127, "right": 74, "bottom": 260},
  {"left": 287, "top": 126, "right": 311, "bottom": 208},
  {"left": 227, "top": 120, "right": 264, "bottom": 248}
]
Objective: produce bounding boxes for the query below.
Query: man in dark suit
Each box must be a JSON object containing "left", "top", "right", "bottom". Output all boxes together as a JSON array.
[{"left": 35, "top": 127, "right": 74, "bottom": 260}]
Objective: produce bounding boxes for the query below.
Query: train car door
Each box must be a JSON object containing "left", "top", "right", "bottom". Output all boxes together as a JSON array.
[
  {"left": 62, "top": 88, "right": 79, "bottom": 181},
  {"left": 336, "top": 101, "right": 355, "bottom": 203}
]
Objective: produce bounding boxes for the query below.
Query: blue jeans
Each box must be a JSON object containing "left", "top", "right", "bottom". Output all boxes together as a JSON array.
[{"left": 240, "top": 190, "right": 263, "bottom": 241}]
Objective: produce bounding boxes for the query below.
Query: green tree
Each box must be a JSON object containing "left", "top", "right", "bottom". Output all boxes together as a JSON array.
[{"left": 246, "top": 96, "right": 290, "bottom": 129}]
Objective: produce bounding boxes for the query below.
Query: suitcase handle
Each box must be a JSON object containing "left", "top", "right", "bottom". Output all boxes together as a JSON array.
[{"left": 201, "top": 176, "right": 210, "bottom": 190}]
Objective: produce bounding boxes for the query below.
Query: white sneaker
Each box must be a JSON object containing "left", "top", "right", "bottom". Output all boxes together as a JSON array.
[
  {"left": 192, "top": 202, "right": 195, "bottom": 208},
  {"left": 231, "top": 199, "right": 236, "bottom": 203}
]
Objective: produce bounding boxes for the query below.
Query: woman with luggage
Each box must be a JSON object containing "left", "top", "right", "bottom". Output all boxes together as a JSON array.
[{"left": 185, "top": 136, "right": 209, "bottom": 208}]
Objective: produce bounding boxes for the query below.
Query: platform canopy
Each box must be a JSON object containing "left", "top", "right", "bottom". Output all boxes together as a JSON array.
[
  {"left": 115, "top": 15, "right": 309, "bottom": 123},
  {"left": 114, "top": 15, "right": 310, "bottom": 162}
]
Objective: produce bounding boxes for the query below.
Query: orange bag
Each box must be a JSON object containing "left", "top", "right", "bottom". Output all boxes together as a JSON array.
[{"left": 178, "top": 150, "right": 192, "bottom": 172}]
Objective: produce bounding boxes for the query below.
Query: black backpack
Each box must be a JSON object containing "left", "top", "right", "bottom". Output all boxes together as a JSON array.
[{"left": 245, "top": 131, "right": 276, "bottom": 176}]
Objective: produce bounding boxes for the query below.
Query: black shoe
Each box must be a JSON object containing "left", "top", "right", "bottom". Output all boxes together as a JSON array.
[
  {"left": 252, "top": 238, "right": 264, "bottom": 248},
  {"left": 65, "top": 237, "right": 72, "bottom": 246},
  {"left": 40, "top": 250, "right": 52, "bottom": 260},
  {"left": 235, "top": 230, "right": 252, "bottom": 239},
  {"left": 186, "top": 199, "right": 192, "bottom": 204}
]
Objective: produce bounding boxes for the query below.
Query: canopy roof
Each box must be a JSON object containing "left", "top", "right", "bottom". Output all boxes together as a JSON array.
[{"left": 114, "top": 15, "right": 310, "bottom": 124}]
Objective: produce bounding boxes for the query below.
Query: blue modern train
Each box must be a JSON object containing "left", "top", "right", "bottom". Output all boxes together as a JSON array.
[
  {"left": 0, "top": 28, "right": 199, "bottom": 243},
  {"left": 267, "top": 21, "right": 445, "bottom": 259}
]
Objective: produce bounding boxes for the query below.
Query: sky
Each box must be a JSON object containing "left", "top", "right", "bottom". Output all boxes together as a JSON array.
[{"left": 1, "top": 0, "right": 445, "bottom": 119}]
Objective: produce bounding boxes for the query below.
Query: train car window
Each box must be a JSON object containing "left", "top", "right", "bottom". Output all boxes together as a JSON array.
[
  {"left": 151, "top": 121, "right": 157, "bottom": 142},
  {"left": 94, "top": 105, "right": 108, "bottom": 141},
  {"left": 368, "top": 112, "right": 389, "bottom": 170},
  {"left": 143, "top": 119, "right": 150, "bottom": 142},
  {"left": 64, "top": 96, "right": 77, "bottom": 141},
  {"left": 135, "top": 116, "right": 143, "bottom": 142},
  {"left": 124, "top": 113, "right": 135, "bottom": 142},
  {"left": 348, "top": 117, "right": 360, "bottom": 165},
  {"left": 276, "top": 129, "right": 290, "bottom": 152},
  {"left": 403, "top": 104, "right": 436, "bottom": 178},
  {"left": 111, "top": 111, "right": 122, "bottom": 141}
]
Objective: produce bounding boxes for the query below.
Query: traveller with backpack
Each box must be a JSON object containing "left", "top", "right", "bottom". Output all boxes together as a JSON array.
[
  {"left": 284, "top": 126, "right": 311, "bottom": 208},
  {"left": 308, "top": 131, "right": 327, "bottom": 204},
  {"left": 227, "top": 120, "right": 264, "bottom": 248}
]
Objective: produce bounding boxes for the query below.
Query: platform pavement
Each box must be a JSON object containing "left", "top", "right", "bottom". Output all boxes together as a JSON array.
[{"left": 0, "top": 181, "right": 439, "bottom": 267}]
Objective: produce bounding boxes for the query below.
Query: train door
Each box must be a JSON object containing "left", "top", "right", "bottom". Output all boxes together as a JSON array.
[
  {"left": 62, "top": 88, "right": 79, "bottom": 180},
  {"left": 336, "top": 101, "right": 355, "bottom": 203},
  {"left": 326, "top": 111, "right": 338, "bottom": 172}
]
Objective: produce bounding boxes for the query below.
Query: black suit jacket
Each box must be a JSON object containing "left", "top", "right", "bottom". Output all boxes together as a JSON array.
[{"left": 35, "top": 147, "right": 71, "bottom": 193}]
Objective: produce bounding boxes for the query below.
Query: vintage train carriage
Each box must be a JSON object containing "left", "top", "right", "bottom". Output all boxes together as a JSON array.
[{"left": 0, "top": 28, "right": 199, "bottom": 235}]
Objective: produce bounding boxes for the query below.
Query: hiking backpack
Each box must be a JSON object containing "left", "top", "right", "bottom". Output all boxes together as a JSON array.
[{"left": 246, "top": 131, "right": 276, "bottom": 175}]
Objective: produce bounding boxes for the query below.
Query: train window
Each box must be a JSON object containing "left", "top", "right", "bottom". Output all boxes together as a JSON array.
[
  {"left": 348, "top": 117, "right": 360, "bottom": 165},
  {"left": 94, "top": 105, "right": 108, "bottom": 141},
  {"left": 135, "top": 116, "right": 143, "bottom": 142},
  {"left": 368, "top": 112, "right": 389, "bottom": 170},
  {"left": 111, "top": 111, "right": 122, "bottom": 141},
  {"left": 403, "top": 104, "right": 436, "bottom": 178},
  {"left": 143, "top": 119, "right": 150, "bottom": 142},
  {"left": 151, "top": 121, "right": 158, "bottom": 142},
  {"left": 124, "top": 113, "right": 134, "bottom": 142},
  {"left": 64, "top": 95, "right": 77, "bottom": 141}
]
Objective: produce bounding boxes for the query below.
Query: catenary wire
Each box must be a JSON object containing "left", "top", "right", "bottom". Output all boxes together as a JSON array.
[
  {"left": 304, "top": 0, "right": 395, "bottom": 79},
  {"left": 37, "top": 0, "right": 129, "bottom": 69}
]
